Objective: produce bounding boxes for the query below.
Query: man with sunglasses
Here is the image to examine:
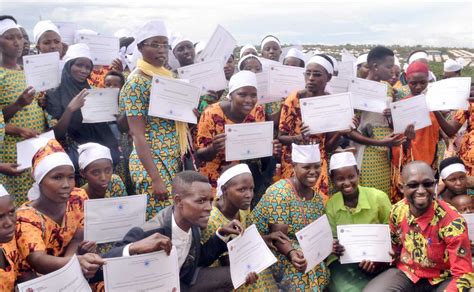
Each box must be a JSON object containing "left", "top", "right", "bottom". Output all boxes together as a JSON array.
[{"left": 364, "top": 161, "right": 474, "bottom": 291}]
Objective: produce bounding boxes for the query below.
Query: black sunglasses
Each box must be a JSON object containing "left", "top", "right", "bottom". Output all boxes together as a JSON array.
[{"left": 404, "top": 180, "right": 436, "bottom": 190}]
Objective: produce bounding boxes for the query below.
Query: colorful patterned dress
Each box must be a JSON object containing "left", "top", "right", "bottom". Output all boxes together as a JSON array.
[
  {"left": 279, "top": 91, "right": 329, "bottom": 198},
  {"left": 250, "top": 179, "right": 330, "bottom": 291},
  {"left": 120, "top": 70, "right": 181, "bottom": 219},
  {"left": 196, "top": 102, "right": 265, "bottom": 189},
  {"left": 15, "top": 188, "right": 88, "bottom": 274},
  {"left": 0, "top": 67, "right": 46, "bottom": 205},
  {"left": 201, "top": 206, "right": 278, "bottom": 291},
  {"left": 454, "top": 103, "right": 474, "bottom": 175},
  {"left": 0, "top": 238, "right": 20, "bottom": 292}
]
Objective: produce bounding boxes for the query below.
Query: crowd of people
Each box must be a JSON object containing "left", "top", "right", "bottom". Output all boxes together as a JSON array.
[{"left": 0, "top": 14, "right": 473, "bottom": 291}]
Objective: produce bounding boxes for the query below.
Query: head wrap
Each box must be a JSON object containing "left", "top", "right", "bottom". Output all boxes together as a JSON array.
[
  {"left": 408, "top": 51, "right": 428, "bottom": 64},
  {"left": 260, "top": 35, "right": 281, "bottom": 50},
  {"left": 27, "top": 139, "right": 74, "bottom": 200},
  {"left": 329, "top": 152, "right": 357, "bottom": 172},
  {"left": 216, "top": 164, "right": 252, "bottom": 198},
  {"left": 306, "top": 55, "right": 334, "bottom": 75},
  {"left": 78, "top": 142, "right": 112, "bottom": 170},
  {"left": 440, "top": 163, "right": 466, "bottom": 179},
  {"left": 405, "top": 61, "right": 429, "bottom": 79},
  {"left": 33, "top": 20, "right": 60, "bottom": 44},
  {"left": 135, "top": 20, "right": 168, "bottom": 44},
  {"left": 240, "top": 44, "right": 257, "bottom": 58},
  {"left": 0, "top": 185, "right": 9, "bottom": 198},
  {"left": 238, "top": 54, "right": 262, "bottom": 71},
  {"left": 0, "top": 18, "right": 19, "bottom": 35},
  {"left": 444, "top": 59, "right": 464, "bottom": 72},
  {"left": 291, "top": 143, "right": 321, "bottom": 163},
  {"left": 356, "top": 53, "right": 368, "bottom": 66},
  {"left": 327, "top": 55, "right": 338, "bottom": 72},
  {"left": 228, "top": 70, "right": 257, "bottom": 96},
  {"left": 171, "top": 36, "right": 192, "bottom": 51},
  {"left": 285, "top": 48, "right": 306, "bottom": 65},
  {"left": 63, "top": 43, "right": 92, "bottom": 63}
]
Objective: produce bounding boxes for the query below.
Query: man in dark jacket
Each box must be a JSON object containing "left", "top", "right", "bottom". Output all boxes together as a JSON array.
[{"left": 105, "top": 170, "right": 249, "bottom": 291}]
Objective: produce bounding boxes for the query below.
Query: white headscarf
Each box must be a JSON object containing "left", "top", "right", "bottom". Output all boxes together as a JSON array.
[
  {"left": 329, "top": 152, "right": 357, "bottom": 172},
  {"left": 78, "top": 142, "right": 112, "bottom": 170},
  {"left": 228, "top": 70, "right": 258, "bottom": 96},
  {"left": 440, "top": 163, "right": 466, "bottom": 179},
  {"left": 291, "top": 143, "right": 321, "bottom": 163},
  {"left": 0, "top": 18, "right": 19, "bottom": 35},
  {"left": 444, "top": 59, "right": 464, "bottom": 72},
  {"left": 33, "top": 20, "right": 60, "bottom": 44},
  {"left": 261, "top": 35, "right": 281, "bottom": 50},
  {"left": 63, "top": 43, "right": 92, "bottom": 63},
  {"left": 238, "top": 54, "right": 262, "bottom": 71},
  {"left": 284, "top": 48, "right": 307, "bottom": 65},
  {"left": 240, "top": 44, "right": 257, "bottom": 58},
  {"left": 408, "top": 51, "right": 429, "bottom": 64},
  {"left": 135, "top": 20, "right": 168, "bottom": 44},
  {"left": 307, "top": 55, "right": 334, "bottom": 75},
  {"left": 216, "top": 164, "right": 252, "bottom": 198},
  {"left": 356, "top": 53, "right": 368, "bottom": 66}
]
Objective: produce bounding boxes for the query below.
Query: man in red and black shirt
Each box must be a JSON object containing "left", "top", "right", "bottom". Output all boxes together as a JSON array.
[{"left": 364, "top": 161, "right": 473, "bottom": 291}]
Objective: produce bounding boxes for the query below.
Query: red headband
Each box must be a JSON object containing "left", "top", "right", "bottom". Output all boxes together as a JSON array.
[{"left": 406, "top": 61, "right": 429, "bottom": 78}]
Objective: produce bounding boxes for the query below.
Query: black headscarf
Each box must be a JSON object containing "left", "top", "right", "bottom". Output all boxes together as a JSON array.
[{"left": 45, "top": 58, "right": 119, "bottom": 166}]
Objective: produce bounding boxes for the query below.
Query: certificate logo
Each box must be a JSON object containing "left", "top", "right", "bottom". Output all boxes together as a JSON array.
[
  {"left": 25, "top": 60, "right": 29, "bottom": 64},
  {"left": 144, "top": 260, "right": 150, "bottom": 267},
  {"left": 117, "top": 203, "right": 124, "bottom": 210},
  {"left": 340, "top": 228, "right": 344, "bottom": 233},
  {"left": 155, "top": 79, "right": 160, "bottom": 84},
  {"left": 302, "top": 102, "right": 307, "bottom": 106},
  {"left": 169, "top": 110, "right": 173, "bottom": 115},
  {"left": 230, "top": 245, "right": 234, "bottom": 251}
]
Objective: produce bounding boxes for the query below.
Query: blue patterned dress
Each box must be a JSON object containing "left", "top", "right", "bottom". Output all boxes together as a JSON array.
[
  {"left": 119, "top": 70, "right": 181, "bottom": 219},
  {"left": 250, "top": 179, "right": 330, "bottom": 291}
]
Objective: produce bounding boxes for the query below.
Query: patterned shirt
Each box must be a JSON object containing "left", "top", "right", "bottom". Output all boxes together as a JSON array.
[
  {"left": 390, "top": 198, "right": 474, "bottom": 291},
  {"left": 0, "top": 238, "right": 20, "bottom": 292}
]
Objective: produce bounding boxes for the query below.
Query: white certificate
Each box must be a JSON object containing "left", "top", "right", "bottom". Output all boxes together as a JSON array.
[
  {"left": 84, "top": 194, "right": 146, "bottom": 243},
  {"left": 54, "top": 21, "right": 77, "bottom": 45},
  {"left": 256, "top": 71, "right": 275, "bottom": 104},
  {"left": 426, "top": 77, "right": 471, "bottom": 111},
  {"left": 81, "top": 88, "right": 119, "bottom": 123},
  {"left": 197, "top": 24, "right": 237, "bottom": 65},
  {"left": 390, "top": 94, "right": 432, "bottom": 134},
  {"left": 300, "top": 93, "right": 354, "bottom": 134},
  {"left": 18, "top": 255, "right": 91, "bottom": 292},
  {"left": 267, "top": 64, "right": 305, "bottom": 98},
  {"left": 16, "top": 130, "right": 55, "bottom": 170},
  {"left": 349, "top": 78, "right": 388, "bottom": 113},
  {"left": 326, "top": 76, "right": 351, "bottom": 94},
  {"left": 23, "top": 52, "right": 60, "bottom": 91},
  {"left": 77, "top": 34, "right": 119, "bottom": 66},
  {"left": 260, "top": 58, "right": 281, "bottom": 72},
  {"left": 178, "top": 59, "right": 228, "bottom": 92},
  {"left": 337, "top": 61, "right": 356, "bottom": 78},
  {"left": 104, "top": 248, "right": 180, "bottom": 292},
  {"left": 225, "top": 122, "right": 273, "bottom": 161},
  {"left": 337, "top": 224, "right": 392, "bottom": 264},
  {"left": 149, "top": 75, "right": 200, "bottom": 124},
  {"left": 296, "top": 215, "right": 334, "bottom": 273},
  {"left": 227, "top": 224, "right": 277, "bottom": 289},
  {"left": 463, "top": 213, "right": 474, "bottom": 241}
]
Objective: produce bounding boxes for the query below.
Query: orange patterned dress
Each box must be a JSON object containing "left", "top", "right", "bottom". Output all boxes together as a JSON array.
[
  {"left": 15, "top": 188, "right": 88, "bottom": 274},
  {"left": 88, "top": 66, "right": 110, "bottom": 88},
  {"left": 196, "top": 102, "right": 265, "bottom": 189},
  {"left": 0, "top": 238, "right": 20, "bottom": 292},
  {"left": 279, "top": 91, "right": 329, "bottom": 199},
  {"left": 454, "top": 103, "right": 474, "bottom": 175}
]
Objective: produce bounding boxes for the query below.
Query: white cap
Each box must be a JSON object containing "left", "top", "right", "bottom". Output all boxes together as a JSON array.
[
  {"left": 444, "top": 59, "right": 464, "bottom": 72},
  {"left": 261, "top": 35, "right": 281, "bottom": 49},
  {"left": 78, "top": 142, "right": 112, "bottom": 170},
  {"left": 0, "top": 18, "right": 19, "bottom": 35},
  {"left": 408, "top": 51, "right": 428, "bottom": 64},
  {"left": 33, "top": 20, "right": 60, "bottom": 44},
  {"left": 216, "top": 164, "right": 252, "bottom": 198},
  {"left": 240, "top": 44, "right": 257, "bottom": 58},
  {"left": 238, "top": 54, "right": 262, "bottom": 71},
  {"left": 228, "top": 70, "right": 258, "bottom": 95},
  {"left": 329, "top": 152, "right": 357, "bottom": 172},
  {"left": 307, "top": 55, "right": 334, "bottom": 75},
  {"left": 172, "top": 35, "right": 192, "bottom": 51},
  {"left": 356, "top": 53, "right": 368, "bottom": 66},
  {"left": 63, "top": 43, "right": 93, "bottom": 63},
  {"left": 0, "top": 185, "right": 9, "bottom": 198},
  {"left": 285, "top": 48, "right": 307, "bottom": 64},
  {"left": 135, "top": 20, "right": 168, "bottom": 44},
  {"left": 291, "top": 143, "right": 321, "bottom": 163}
]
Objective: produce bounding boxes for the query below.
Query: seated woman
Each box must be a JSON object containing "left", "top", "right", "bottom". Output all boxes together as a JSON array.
[
  {"left": 325, "top": 152, "right": 392, "bottom": 291},
  {"left": 196, "top": 70, "right": 280, "bottom": 197},
  {"left": 438, "top": 157, "right": 468, "bottom": 205},
  {"left": 15, "top": 139, "right": 103, "bottom": 280},
  {"left": 201, "top": 164, "right": 283, "bottom": 290},
  {"left": 251, "top": 143, "right": 330, "bottom": 291},
  {"left": 0, "top": 185, "right": 20, "bottom": 291},
  {"left": 79, "top": 142, "right": 127, "bottom": 199}
]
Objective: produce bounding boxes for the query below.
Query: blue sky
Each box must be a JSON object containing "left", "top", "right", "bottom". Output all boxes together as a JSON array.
[{"left": 3, "top": 0, "right": 473, "bottom": 48}]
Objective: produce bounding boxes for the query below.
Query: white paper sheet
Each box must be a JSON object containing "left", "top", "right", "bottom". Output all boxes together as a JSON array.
[
  {"left": 84, "top": 194, "right": 147, "bottom": 244},
  {"left": 225, "top": 122, "right": 273, "bottom": 161},
  {"left": 23, "top": 52, "right": 60, "bottom": 91},
  {"left": 196, "top": 24, "right": 237, "bottom": 65},
  {"left": 76, "top": 34, "right": 119, "bottom": 66},
  {"left": 349, "top": 78, "right": 388, "bottom": 113},
  {"left": 267, "top": 64, "right": 305, "bottom": 98},
  {"left": 54, "top": 21, "right": 77, "bottom": 45},
  {"left": 81, "top": 88, "right": 119, "bottom": 123},
  {"left": 426, "top": 77, "right": 471, "bottom": 111},
  {"left": 390, "top": 94, "right": 432, "bottom": 134},
  {"left": 16, "top": 130, "right": 55, "bottom": 170},
  {"left": 178, "top": 59, "right": 228, "bottom": 92},
  {"left": 463, "top": 213, "right": 474, "bottom": 241},
  {"left": 326, "top": 76, "right": 351, "bottom": 94}
]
